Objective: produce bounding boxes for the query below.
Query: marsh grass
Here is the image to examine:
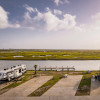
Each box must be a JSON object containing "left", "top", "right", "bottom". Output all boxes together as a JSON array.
[{"left": 1, "top": 49, "right": 100, "bottom": 60}]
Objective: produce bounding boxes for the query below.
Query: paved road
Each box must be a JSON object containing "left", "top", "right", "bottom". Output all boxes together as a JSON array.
[
  {"left": 43, "top": 75, "right": 82, "bottom": 96},
  {"left": 0, "top": 76, "right": 53, "bottom": 97},
  {"left": 91, "top": 77, "right": 100, "bottom": 95}
]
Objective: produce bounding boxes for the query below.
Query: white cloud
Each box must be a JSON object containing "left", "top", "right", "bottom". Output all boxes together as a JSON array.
[
  {"left": 46, "top": 7, "right": 51, "bottom": 12},
  {"left": 92, "top": 13, "right": 100, "bottom": 20},
  {"left": 0, "top": 6, "right": 9, "bottom": 29},
  {"left": 23, "top": 6, "right": 77, "bottom": 31},
  {"left": 0, "top": 6, "right": 20, "bottom": 29},
  {"left": 54, "top": 9, "right": 62, "bottom": 15},
  {"left": 92, "top": 12, "right": 100, "bottom": 26},
  {"left": 80, "top": 12, "right": 100, "bottom": 33},
  {"left": 23, "top": 6, "right": 43, "bottom": 29},
  {"left": 54, "top": 0, "right": 70, "bottom": 6},
  {"left": 24, "top": 4, "right": 35, "bottom": 13},
  {"left": 44, "top": 12, "right": 76, "bottom": 31},
  {"left": 75, "top": 12, "right": 100, "bottom": 33},
  {"left": 44, "top": 11, "right": 60, "bottom": 31},
  {"left": 24, "top": 4, "right": 39, "bottom": 13}
]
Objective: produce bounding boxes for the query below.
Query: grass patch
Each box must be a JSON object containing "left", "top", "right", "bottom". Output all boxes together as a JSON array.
[{"left": 75, "top": 73, "right": 91, "bottom": 96}]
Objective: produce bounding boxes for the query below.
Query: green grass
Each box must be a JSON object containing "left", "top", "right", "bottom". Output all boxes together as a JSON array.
[
  {"left": 1, "top": 49, "right": 100, "bottom": 60},
  {"left": 75, "top": 75, "right": 91, "bottom": 96}
]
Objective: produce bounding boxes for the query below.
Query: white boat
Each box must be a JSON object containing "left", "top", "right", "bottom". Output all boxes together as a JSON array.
[{"left": 0, "top": 64, "right": 26, "bottom": 81}]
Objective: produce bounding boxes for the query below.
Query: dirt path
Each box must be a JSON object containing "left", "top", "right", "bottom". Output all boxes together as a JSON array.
[
  {"left": 0, "top": 76, "right": 53, "bottom": 97},
  {"left": 42, "top": 75, "right": 82, "bottom": 96}
]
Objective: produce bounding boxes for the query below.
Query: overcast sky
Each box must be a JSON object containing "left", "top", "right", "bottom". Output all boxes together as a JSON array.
[{"left": 0, "top": 0, "right": 100, "bottom": 49}]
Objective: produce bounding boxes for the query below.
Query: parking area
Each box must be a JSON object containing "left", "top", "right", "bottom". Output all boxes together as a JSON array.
[
  {"left": 43, "top": 75, "right": 82, "bottom": 96},
  {"left": 0, "top": 76, "right": 53, "bottom": 97}
]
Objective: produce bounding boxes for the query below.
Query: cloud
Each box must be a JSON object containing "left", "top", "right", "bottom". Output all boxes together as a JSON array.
[
  {"left": 44, "top": 12, "right": 76, "bottom": 31},
  {"left": 75, "top": 12, "right": 100, "bottom": 33},
  {"left": 54, "top": 0, "right": 70, "bottom": 6},
  {"left": 23, "top": 5, "right": 77, "bottom": 31},
  {"left": 92, "top": 12, "right": 100, "bottom": 26},
  {"left": 46, "top": 7, "right": 51, "bottom": 12},
  {"left": 23, "top": 6, "right": 40, "bottom": 29},
  {"left": 0, "top": 6, "right": 20, "bottom": 29},
  {"left": 54, "top": 9, "right": 62, "bottom": 15},
  {"left": 24, "top": 4, "right": 35, "bottom": 13},
  {"left": 0, "top": 6, "right": 9, "bottom": 29}
]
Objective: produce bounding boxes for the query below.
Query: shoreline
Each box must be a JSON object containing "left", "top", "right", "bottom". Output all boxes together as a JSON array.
[{"left": 1, "top": 59, "right": 100, "bottom": 61}]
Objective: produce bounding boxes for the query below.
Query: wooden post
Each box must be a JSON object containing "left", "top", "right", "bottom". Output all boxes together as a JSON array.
[
  {"left": 51, "top": 66, "right": 52, "bottom": 71},
  {"left": 73, "top": 66, "right": 75, "bottom": 71},
  {"left": 39, "top": 66, "right": 40, "bottom": 71},
  {"left": 56, "top": 66, "right": 57, "bottom": 71},
  {"left": 62, "top": 66, "right": 63, "bottom": 71},
  {"left": 67, "top": 66, "right": 69, "bottom": 71}
]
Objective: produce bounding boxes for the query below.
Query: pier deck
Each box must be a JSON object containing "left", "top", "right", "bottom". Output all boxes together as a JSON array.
[{"left": 39, "top": 66, "right": 75, "bottom": 71}]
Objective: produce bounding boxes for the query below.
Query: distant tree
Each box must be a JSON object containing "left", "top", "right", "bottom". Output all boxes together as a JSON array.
[{"left": 34, "top": 65, "right": 37, "bottom": 74}]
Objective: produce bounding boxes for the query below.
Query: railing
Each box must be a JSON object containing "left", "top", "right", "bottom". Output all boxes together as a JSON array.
[{"left": 39, "top": 66, "right": 75, "bottom": 71}]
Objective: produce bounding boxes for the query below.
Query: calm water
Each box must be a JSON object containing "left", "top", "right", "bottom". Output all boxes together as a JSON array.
[{"left": 0, "top": 60, "right": 100, "bottom": 71}]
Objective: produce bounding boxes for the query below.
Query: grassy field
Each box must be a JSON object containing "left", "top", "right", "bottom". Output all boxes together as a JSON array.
[{"left": 1, "top": 49, "right": 100, "bottom": 60}]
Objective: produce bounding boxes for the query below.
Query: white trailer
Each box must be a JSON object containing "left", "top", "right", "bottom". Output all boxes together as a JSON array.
[{"left": 0, "top": 64, "right": 26, "bottom": 81}]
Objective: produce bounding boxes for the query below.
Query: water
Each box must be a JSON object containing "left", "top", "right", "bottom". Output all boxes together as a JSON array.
[
  {"left": 0, "top": 60, "right": 100, "bottom": 71},
  {"left": 13, "top": 56, "right": 24, "bottom": 58}
]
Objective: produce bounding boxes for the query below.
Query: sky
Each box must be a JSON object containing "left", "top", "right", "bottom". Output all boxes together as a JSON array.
[{"left": 0, "top": 0, "right": 100, "bottom": 49}]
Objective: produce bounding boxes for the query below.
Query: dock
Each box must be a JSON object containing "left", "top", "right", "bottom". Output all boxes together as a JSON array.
[{"left": 39, "top": 66, "right": 75, "bottom": 71}]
